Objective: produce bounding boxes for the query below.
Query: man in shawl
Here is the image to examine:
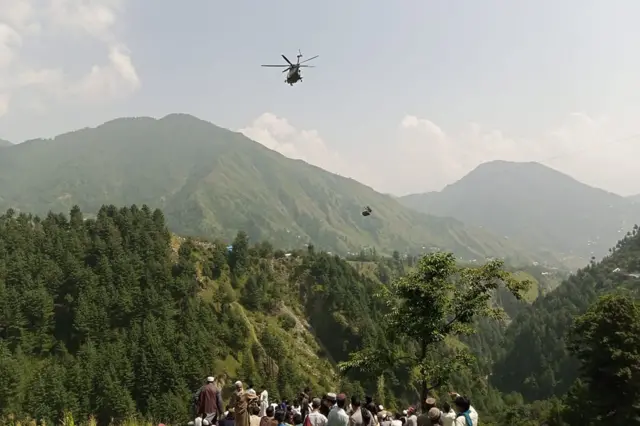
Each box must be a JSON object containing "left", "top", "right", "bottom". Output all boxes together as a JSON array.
[
  {"left": 231, "top": 380, "right": 259, "bottom": 426},
  {"left": 197, "top": 376, "right": 224, "bottom": 425}
]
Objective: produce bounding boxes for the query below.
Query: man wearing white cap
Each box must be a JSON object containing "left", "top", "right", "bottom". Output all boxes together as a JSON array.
[{"left": 197, "top": 376, "right": 224, "bottom": 425}]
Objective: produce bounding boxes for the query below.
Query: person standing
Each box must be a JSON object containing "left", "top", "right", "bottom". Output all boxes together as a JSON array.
[
  {"left": 232, "top": 381, "right": 259, "bottom": 426},
  {"left": 197, "top": 376, "right": 224, "bottom": 425},
  {"left": 327, "top": 394, "right": 349, "bottom": 426}
]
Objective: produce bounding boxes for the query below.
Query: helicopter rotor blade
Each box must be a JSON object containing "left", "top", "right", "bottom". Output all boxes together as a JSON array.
[
  {"left": 262, "top": 65, "right": 289, "bottom": 67},
  {"left": 299, "top": 65, "right": 315, "bottom": 68},
  {"left": 281, "top": 55, "right": 294, "bottom": 66},
  {"left": 299, "top": 55, "right": 318, "bottom": 64}
]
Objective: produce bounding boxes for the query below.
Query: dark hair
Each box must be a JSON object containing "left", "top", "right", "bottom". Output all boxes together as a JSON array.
[
  {"left": 293, "top": 413, "right": 303, "bottom": 425},
  {"left": 248, "top": 383, "right": 254, "bottom": 389},
  {"left": 366, "top": 403, "right": 377, "bottom": 415},
  {"left": 442, "top": 402, "right": 451, "bottom": 413},
  {"left": 351, "top": 395, "right": 360, "bottom": 406},
  {"left": 365, "top": 396, "right": 373, "bottom": 405},
  {"left": 275, "top": 410, "right": 286, "bottom": 423},
  {"left": 337, "top": 398, "right": 346, "bottom": 409},
  {"left": 454, "top": 395, "right": 470, "bottom": 412},
  {"left": 361, "top": 407, "right": 372, "bottom": 426},
  {"left": 251, "top": 405, "right": 260, "bottom": 416},
  {"left": 267, "top": 406, "right": 275, "bottom": 417}
]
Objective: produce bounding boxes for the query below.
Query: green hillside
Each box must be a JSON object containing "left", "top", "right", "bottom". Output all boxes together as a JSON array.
[
  {"left": 491, "top": 224, "right": 640, "bottom": 401},
  {"left": 0, "top": 114, "right": 544, "bottom": 263},
  {"left": 400, "top": 160, "right": 640, "bottom": 268}
]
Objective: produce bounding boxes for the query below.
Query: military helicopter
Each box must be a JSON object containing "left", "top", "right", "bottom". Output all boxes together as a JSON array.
[{"left": 261, "top": 50, "right": 318, "bottom": 86}]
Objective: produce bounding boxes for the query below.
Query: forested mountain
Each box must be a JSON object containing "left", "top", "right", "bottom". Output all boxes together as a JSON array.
[
  {"left": 400, "top": 160, "right": 639, "bottom": 268},
  {"left": 0, "top": 205, "right": 394, "bottom": 424},
  {"left": 491, "top": 224, "right": 640, "bottom": 401},
  {"left": 0, "top": 114, "right": 542, "bottom": 263},
  {"left": 0, "top": 204, "right": 537, "bottom": 425}
]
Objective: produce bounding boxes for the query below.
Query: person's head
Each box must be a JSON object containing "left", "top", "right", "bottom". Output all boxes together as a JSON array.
[
  {"left": 453, "top": 395, "right": 470, "bottom": 413},
  {"left": 304, "top": 387, "right": 311, "bottom": 394},
  {"left": 393, "top": 412, "right": 401, "bottom": 420},
  {"left": 427, "top": 408, "right": 441, "bottom": 422},
  {"left": 366, "top": 403, "right": 377, "bottom": 415},
  {"left": 235, "top": 380, "right": 243, "bottom": 391},
  {"left": 250, "top": 405, "right": 260, "bottom": 416},
  {"left": 336, "top": 393, "right": 347, "bottom": 409},
  {"left": 266, "top": 406, "right": 275, "bottom": 418},
  {"left": 286, "top": 405, "right": 293, "bottom": 413},
  {"left": 425, "top": 398, "right": 436, "bottom": 410},
  {"left": 248, "top": 382, "right": 254, "bottom": 389},
  {"left": 312, "top": 398, "right": 322, "bottom": 410},
  {"left": 407, "top": 407, "right": 415, "bottom": 416},
  {"left": 351, "top": 396, "right": 360, "bottom": 408},
  {"left": 206, "top": 376, "right": 215, "bottom": 384},
  {"left": 274, "top": 410, "right": 286, "bottom": 423},
  {"left": 365, "top": 396, "right": 373, "bottom": 405},
  {"left": 326, "top": 393, "right": 337, "bottom": 405},
  {"left": 442, "top": 402, "right": 451, "bottom": 413},
  {"left": 293, "top": 413, "right": 303, "bottom": 425}
]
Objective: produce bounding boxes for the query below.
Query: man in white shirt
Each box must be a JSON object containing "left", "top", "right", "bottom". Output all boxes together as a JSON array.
[
  {"left": 327, "top": 393, "right": 349, "bottom": 426},
  {"left": 450, "top": 394, "right": 477, "bottom": 426},
  {"left": 307, "top": 398, "right": 328, "bottom": 426}
]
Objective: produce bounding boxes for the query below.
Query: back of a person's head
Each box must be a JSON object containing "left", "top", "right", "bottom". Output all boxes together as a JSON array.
[
  {"left": 337, "top": 395, "right": 346, "bottom": 409},
  {"left": 351, "top": 395, "right": 360, "bottom": 407},
  {"left": 267, "top": 406, "right": 275, "bottom": 417},
  {"left": 442, "top": 402, "right": 451, "bottom": 413},
  {"left": 275, "top": 410, "right": 286, "bottom": 423},
  {"left": 366, "top": 403, "right": 377, "bottom": 415},
  {"left": 251, "top": 405, "right": 260, "bottom": 416},
  {"left": 293, "top": 413, "right": 303, "bottom": 425},
  {"left": 312, "top": 398, "right": 322, "bottom": 409},
  {"left": 453, "top": 395, "right": 470, "bottom": 412}
]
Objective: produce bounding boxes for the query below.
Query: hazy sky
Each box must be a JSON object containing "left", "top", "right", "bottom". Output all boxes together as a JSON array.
[{"left": 2, "top": 0, "right": 640, "bottom": 196}]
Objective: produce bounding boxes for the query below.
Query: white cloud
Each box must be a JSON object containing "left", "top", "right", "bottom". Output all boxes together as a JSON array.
[
  {"left": 239, "top": 113, "right": 369, "bottom": 183},
  {"left": 0, "top": 0, "right": 139, "bottom": 117},
  {"left": 241, "top": 111, "right": 640, "bottom": 197},
  {"left": 395, "top": 112, "right": 640, "bottom": 196}
]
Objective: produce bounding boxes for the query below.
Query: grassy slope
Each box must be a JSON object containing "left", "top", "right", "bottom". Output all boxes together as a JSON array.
[{"left": 0, "top": 114, "right": 544, "bottom": 262}]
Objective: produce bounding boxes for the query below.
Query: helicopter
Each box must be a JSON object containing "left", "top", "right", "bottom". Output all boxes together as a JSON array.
[{"left": 261, "top": 50, "right": 318, "bottom": 86}]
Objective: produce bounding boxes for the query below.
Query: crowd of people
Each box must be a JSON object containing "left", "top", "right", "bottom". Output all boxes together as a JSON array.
[{"left": 191, "top": 377, "right": 478, "bottom": 426}]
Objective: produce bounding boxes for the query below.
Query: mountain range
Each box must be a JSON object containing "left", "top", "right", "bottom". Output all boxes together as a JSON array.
[
  {"left": 2, "top": 114, "right": 638, "bottom": 269},
  {"left": 400, "top": 160, "right": 640, "bottom": 268},
  {"left": 0, "top": 114, "right": 538, "bottom": 263}
]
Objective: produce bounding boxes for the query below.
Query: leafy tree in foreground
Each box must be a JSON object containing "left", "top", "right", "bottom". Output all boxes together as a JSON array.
[
  {"left": 338, "top": 252, "right": 530, "bottom": 410},
  {"left": 563, "top": 293, "right": 640, "bottom": 424}
]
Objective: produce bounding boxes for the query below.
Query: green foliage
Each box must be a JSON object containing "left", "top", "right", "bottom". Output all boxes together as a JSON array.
[
  {"left": 492, "top": 225, "right": 640, "bottom": 401},
  {"left": 562, "top": 293, "right": 640, "bottom": 423},
  {"left": 0, "top": 114, "right": 543, "bottom": 261},
  {"left": 339, "top": 252, "right": 530, "bottom": 409}
]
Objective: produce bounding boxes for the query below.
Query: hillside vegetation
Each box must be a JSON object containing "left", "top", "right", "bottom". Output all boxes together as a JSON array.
[
  {"left": 400, "top": 160, "right": 639, "bottom": 267},
  {"left": 0, "top": 114, "right": 546, "bottom": 263},
  {"left": 491, "top": 224, "right": 640, "bottom": 401},
  {"left": 0, "top": 204, "right": 406, "bottom": 425}
]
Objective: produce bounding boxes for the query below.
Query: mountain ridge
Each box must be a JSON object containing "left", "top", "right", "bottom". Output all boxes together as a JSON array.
[
  {"left": 0, "top": 113, "right": 545, "bottom": 263},
  {"left": 399, "top": 160, "right": 640, "bottom": 267}
]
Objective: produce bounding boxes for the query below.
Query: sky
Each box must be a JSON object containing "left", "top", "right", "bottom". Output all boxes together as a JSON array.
[{"left": 2, "top": 0, "right": 640, "bottom": 196}]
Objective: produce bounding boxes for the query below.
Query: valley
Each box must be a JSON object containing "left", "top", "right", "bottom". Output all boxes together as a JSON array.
[{"left": 0, "top": 116, "right": 639, "bottom": 426}]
